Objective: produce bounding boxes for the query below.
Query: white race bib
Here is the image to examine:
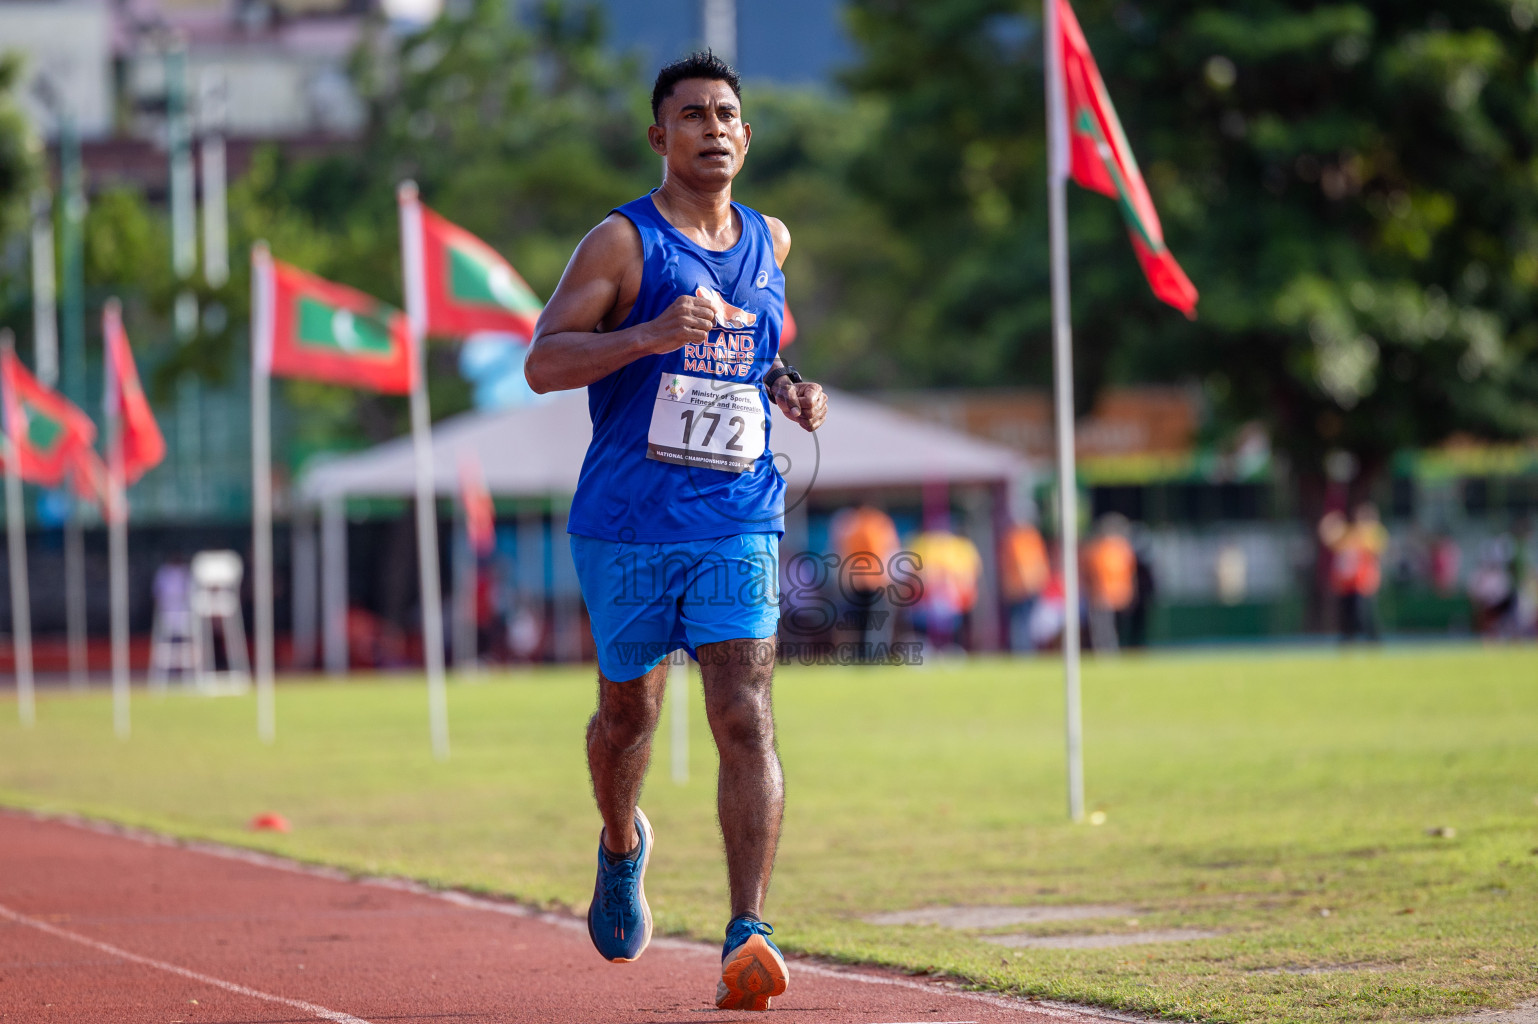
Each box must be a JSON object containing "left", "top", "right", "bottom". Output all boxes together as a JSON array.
[{"left": 646, "top": 373, "right": 767, "bottom": 474}]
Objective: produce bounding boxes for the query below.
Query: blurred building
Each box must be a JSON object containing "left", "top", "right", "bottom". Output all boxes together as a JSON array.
[
  {"left": 1, "top": 0, "right": 375, "bottom": 198},
  {"left": 881, "top": 388, "right": 1538, "bottom": 644},
  {"left": 596, "top": 0, "right": 849, "bottom": 86},
  {"left": 2, "top": 0, "right": 374, "bottom": 140}
]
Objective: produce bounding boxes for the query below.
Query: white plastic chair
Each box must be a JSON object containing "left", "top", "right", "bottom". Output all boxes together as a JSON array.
[{"left": 189, "top": 550, "right": 251, "bottom": 695}]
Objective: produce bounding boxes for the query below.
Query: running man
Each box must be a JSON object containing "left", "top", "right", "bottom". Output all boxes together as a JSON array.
[{"left": 524, "top": 52, "right": 828, "bottom": 1011}]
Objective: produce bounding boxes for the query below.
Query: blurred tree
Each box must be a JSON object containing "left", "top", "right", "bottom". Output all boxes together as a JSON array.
[
  {"left": 842, "top": 0, "right": 1538, "bottom": 485},
  {"left": 230, "top": 0, "right": 657, "bottom": 452},
  {"left": 731, "top": 91, "right": 915, "bottom": 388},
  {"left": 0, "top": 54, "right": 41, "bottom": 243},
  {"left": 0, "top": 53, "right": 44, "bottom": 347},
  {"left": 235, "top": 0, "right": 902, "bottom": 449}
]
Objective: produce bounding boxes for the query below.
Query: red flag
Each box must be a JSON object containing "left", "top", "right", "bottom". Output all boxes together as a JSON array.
[
  {"left": 457, "top": 453, "right": 495, "bottom": 557},
  {"left": 64, "top": 444, "right": 109, "bottom": 506},
  {"left": 103, "top": 300, "right": 166, "bottom": 485},
  {"left": 252, "top": 247, "right": 415, "bottom": 395},
  {"left": 401, "top": 186, "right": 543, "bottom": 341},
  {"left": 0, "top": 345, "right": 97, "bottom": 488},
  {"left": 781, "top": 304, "right": 798, "bottom": 349},
  {"left": 1052, "top": 0, "right": 1198, "bottom": 317}
]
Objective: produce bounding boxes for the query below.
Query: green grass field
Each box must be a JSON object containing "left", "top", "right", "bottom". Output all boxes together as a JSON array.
[{"left": 2, "top": 648, "right": 1535, "bottom": 1023}]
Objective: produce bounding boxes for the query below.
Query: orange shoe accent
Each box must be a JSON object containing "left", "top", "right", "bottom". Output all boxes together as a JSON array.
[
  {"left": 604, "top": 808, "right": 654, "bottom": 963},
  {"left": 715, "top": 934, "right": 788, "bottom": 1011}
]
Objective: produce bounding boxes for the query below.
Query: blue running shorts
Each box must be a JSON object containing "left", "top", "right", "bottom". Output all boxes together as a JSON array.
[{"left": 571, "top": 533, "right": 781, "bottom": 682}]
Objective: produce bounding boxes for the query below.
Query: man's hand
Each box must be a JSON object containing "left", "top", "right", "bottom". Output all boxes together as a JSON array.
[
  {"left": 643, "top": 294, "right": 716, "bottom": 355},
  {"left": 771, "top": 380, "right": 827, "bottom": 432}
]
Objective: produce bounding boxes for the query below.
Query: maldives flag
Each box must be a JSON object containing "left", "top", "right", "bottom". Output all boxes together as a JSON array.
[
  {"left": 65, "top": 444, "right": 109, "bottom": 506},
  {"left": 252, "top": 246, "right": 414, "bottom": 394},
  {"left": 103, "top": 299, "right": 167, "bottom": 485},
  {"left": 1051, "top": 0, "right": 1198, "bottom": 318},
  {"left": 458, "top": 453, "right": 495, "bottom": 557},
  {"left": 0, "top": 344, "right": 97, "bottom": 488},
  {"left": 400, "top": 184, "right": 543, "bottom": 341}
]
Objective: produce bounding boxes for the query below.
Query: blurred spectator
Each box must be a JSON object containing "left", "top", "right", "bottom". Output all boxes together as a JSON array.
[
  {"left": 1512, "top": 519, "right": 1535, "bottom": 637},
  {"left": 908, "top": 528, "right": 981, "bottom": 652},
  {"left": 507, "top": 592, "right": 545, "bottom": 662},
  {"left": 1215, "top": 542, "right": 1248, "bottom": 606},
  {"left": 1083, "top": 514, "right": 1136, "bottom": 653},
  {"left": 475, "top": 560, "right": 501, "bottom": 662},
  {"left": 148, "top": 556, "right": 196, "bottom": 683},
  {"left": 1029, "top": 563, "right": 1068, "bottom": 651},
  {"left": 1429, "top": 530, "right": 1461, "bottom": 596},
  {"left": 347, "top": 608, "right": 408, "bottom": 669},
  {"left": 1468, "top": 537, "right": 1515, "bottom": 637},
  {"left": 1467, "top": 524, "right": 1538, "bottom": 639},
  {"left": 999, "top": 520, "right": 1049, "bottom": 653},
  {"left": 831, "top": 505, "right": 901, "bottom": 660},
  {"left": 1128, "top": 539, "right": 1157, "bottom": 649},
  {"left": 1319, "top": 503, "right": 1388, "bottom": 642},
  {"left": 153, "top": 557, "right": 192, "bottom": 620}
]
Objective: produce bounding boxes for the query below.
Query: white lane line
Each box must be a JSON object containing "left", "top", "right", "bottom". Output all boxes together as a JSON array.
[
  {"left": 0, "top": 901, "right": 374, "bottom": 1024},
  {"left": 787, "top": 958, "right": 1151, "bottom": 1021},
  {"left": 17, "top": 810, "right": 1147, "bottom": 1022}
]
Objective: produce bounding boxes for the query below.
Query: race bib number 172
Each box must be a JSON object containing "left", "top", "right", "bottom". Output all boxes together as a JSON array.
[{"left": 646, "top": 373, "right": 767, "bottom": 474}]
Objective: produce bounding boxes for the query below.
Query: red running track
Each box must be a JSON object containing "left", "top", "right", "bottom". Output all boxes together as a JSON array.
[{"left": 0, "top": 812, "right": 1121, "bottom": 1024}]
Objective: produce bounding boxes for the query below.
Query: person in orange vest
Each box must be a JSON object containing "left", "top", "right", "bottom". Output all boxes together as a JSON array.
[
  {"left": 908, "top": 527, "right": 982, "bottom": 652},
  {"left": 999, "top": 520, "right": 1049, "bottom": 652},
  {"left": 1320, "top": 503, "right": 1388, "bottom": 642},
  {"left": 1082, "top": 514, "right": 1137, "bottom": 652},
  {"left": 830, "top": 505, "right": 901, "bottom": 660}
]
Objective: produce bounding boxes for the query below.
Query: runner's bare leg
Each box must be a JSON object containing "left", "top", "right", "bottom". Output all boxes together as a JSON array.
[
  {"left": 699, "top": 637, "right": 783, "bottom": 920},
  {"left": 588, "top": 663, "right": 669, "bottom": 855}
]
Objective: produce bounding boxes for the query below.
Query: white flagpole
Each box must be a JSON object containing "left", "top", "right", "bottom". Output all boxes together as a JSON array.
[
  {"left": 105, "top": 301, "right": 131, "bottom": 739},
  {"left": 1, "top": 332, "right": 35, "bottom": 728},
  {"left": 30, "top": 192, "right": 58, "bottom": 389},
  {"left": 250, "top": 244, "right": 276, "bottom": 743},
  {"left": 199, "top": 69, "right": 230, "bottom": 289},
  {"left": 398, "top": 182, "right": 450, "bottom": 761},
  {"left": 1044, "top": 0, "right": 1085, "bottom": 823}
]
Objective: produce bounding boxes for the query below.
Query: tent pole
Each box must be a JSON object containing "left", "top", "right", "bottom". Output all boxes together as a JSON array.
[
  {"left": 1045, "top": 0, "right": 1085, "bottom": 823},
  {"left": 399, "top": 182, "right": 450, "bottom": 760},
  {"left": 64, "top": 516, "right": 87, "bottom": 689},
  {"left": 321, "top": 494, "right": 347, "bottom": 675},
  {"left": 452, "top": 500, "right": 477, "bottom": 675},
  {"left": 291, "top": 504, "right": 317, "bottom": 671}
]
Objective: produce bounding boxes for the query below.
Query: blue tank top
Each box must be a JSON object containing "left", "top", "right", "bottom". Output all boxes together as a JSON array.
[{"left": 567, "top": 191, "right": 787, "bottom": 543}]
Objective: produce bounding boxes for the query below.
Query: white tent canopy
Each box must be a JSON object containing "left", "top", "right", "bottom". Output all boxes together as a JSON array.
[
  {"left": 295, "top": 387, "right": 1028, "bottom": 503},
  {"left": 289, "top": 388, "right": 1032, "bottom": 673}
]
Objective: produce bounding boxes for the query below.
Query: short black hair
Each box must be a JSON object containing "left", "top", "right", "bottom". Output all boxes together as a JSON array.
[{"left": 651, "top": 51, "right": 741, "bottom": 124}]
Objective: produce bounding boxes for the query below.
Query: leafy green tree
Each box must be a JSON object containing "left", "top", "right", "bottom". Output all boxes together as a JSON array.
[
  {"left": 0, "top": 54, "right": 41, "bottom": 243},
  {"left": 841, "top": 0, "right": 1538, "bottom": 484},
  {"left": 235, "top": 0, "right": 903, "bottom": 450},
  {"left": 731, "top": 91, "right": 914, "bottom": 388},
  {"left": 230, "top": 0, "right": 658, "bottom": 451}
]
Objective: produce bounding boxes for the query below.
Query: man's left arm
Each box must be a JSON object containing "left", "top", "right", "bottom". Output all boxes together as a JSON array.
[{"left": 763, "top": 216, "right": 828, "bottom": 433}]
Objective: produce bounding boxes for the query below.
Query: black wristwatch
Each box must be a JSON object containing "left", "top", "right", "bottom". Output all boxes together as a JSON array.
[{"left": 765, "top": 363, "right": 803, "bottom": 390}]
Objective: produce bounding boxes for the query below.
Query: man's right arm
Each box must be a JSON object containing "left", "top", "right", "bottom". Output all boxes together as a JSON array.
[{"left": 524, "top": 215, "right": 715, "bottom": 394}]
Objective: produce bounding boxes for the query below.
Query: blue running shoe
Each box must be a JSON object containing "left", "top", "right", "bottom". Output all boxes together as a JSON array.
[
  {"left": 716, "top": 916, "right": 788, "bottom": 1011},
  {"left": 587, "top": 807, "right": 654, "bottom": 963}
]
